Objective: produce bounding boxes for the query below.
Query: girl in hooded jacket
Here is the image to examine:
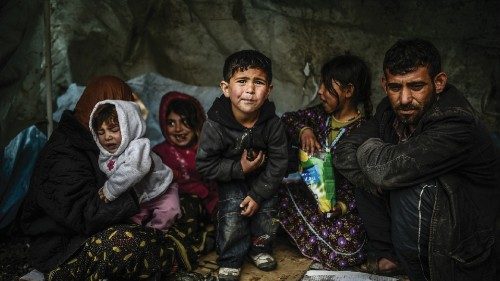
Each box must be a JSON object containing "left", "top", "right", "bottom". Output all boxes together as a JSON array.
[
  {"left": 153, "top": 91, "right": 218, "bottom": 217},
  {"left": 90, "top": 100, "right": 181, "bottom": 230}
]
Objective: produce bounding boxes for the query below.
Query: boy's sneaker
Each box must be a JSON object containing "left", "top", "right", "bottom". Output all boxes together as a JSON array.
[
  {"left": 248, "top": 253, "right": 277, "bottom": 271},
  {"left": 217, "top": 267, "right": 241, "bottom": 281}
]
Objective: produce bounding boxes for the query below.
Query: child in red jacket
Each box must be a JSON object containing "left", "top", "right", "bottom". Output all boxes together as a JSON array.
[{"left": 153, "top": 91, "right": 218, "bottom": 217}]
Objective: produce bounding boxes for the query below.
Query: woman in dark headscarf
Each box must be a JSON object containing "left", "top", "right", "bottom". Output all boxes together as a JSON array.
[{"left": 21, "top": 76, "right": 200, "bottom": 280}]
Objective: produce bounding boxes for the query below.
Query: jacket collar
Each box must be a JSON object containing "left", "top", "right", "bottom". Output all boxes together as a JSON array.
[
  {"left": 379, "top": 84, "right": 473, "bottom": 139},
  {"left": 59, "top": 110, "right": 99, "bottom": 151},
  {"left": 207, "top": 95, "right": 277, "bottom": 130}
]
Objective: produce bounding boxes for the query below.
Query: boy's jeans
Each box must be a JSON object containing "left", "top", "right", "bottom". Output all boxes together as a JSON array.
[{"left": 216, "top": 179, "right": 278, "bottom": 268}]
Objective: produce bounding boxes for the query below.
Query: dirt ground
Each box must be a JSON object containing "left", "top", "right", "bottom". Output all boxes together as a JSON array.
[
  {"left": 0, "top": 225, "right": 31, "bottom": 281},
  {"left": 195, "top": 239, "right": 312, "bottom": 281}
]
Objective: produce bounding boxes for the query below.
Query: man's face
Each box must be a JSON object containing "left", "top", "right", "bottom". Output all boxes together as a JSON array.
[
  {"left": 220, "top": 67, "right": 272, "bottom": 122},
  {"left": 382, "top": 66, "right": 445, "bottom": 126}
]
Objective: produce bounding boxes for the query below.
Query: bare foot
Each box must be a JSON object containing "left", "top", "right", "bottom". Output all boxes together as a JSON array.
[{"left": 378, "top": 258, "right": 398, "bottom": 271}]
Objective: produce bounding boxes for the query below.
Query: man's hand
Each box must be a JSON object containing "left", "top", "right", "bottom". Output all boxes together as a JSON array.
[
  {"left": 300, "top": 128, "right": 321, "bottom": 154},
  {"left": 240, "top": 149, "right": 265, "bottom": 174},
  {"left": 374, "top": 186, "right": 385, "bottom": 196},
  {"left": 367, "top": 185, "right": 385, "bottom": 197},
  {"left": 240, "top": 196, "right": 259, "bottom": 217}
]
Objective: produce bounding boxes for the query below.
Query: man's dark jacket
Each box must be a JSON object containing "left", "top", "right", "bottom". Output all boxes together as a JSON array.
[
  {"left": 196, "top": 96, "right": 288, "bottom": 205},
  {"left": 333, "top": 85, "right": 499, "bottom": 281},
  {"left": 20, "top": 111, "right": 139, "bottom": 272}
]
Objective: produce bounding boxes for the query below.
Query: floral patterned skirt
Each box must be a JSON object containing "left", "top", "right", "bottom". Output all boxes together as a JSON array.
[
  {"left": 46, "top": 194, "right": 209, "bottom": 281},
  {"left": 278, "top": 180, "right": 367, "bottom": 269}
]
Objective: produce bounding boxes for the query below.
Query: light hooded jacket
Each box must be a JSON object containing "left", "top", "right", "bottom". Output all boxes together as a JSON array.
[
  {"left": 90, "top": 100, "right": 172, "bottom": 203},
  {"left": 196, "top": 95, "right": 288, "bottom": 204}
]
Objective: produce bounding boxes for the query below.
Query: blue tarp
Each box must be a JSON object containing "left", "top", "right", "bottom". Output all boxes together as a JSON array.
[{"left": 0, "top": 125, "right": 47, "bottom": 229}]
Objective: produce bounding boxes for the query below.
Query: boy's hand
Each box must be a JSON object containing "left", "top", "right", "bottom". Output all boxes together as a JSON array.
[
  {"left": 240, "top": 149, "right": 265, "bottom": 174},
  {"left": 300, "top": 128, "right": 321, "bottom": 154},
  {"left": 240, "top": 196, "right": 259, "bottom": 217}
]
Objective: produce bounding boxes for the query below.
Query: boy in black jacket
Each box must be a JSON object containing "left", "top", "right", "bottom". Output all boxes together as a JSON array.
[{"left": 196, "top": 50, "right": 288, "bottom": 281}]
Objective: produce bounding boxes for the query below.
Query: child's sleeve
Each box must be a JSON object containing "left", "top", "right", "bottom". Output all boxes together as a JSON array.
[
  {"left": 102, "top": 139, "right": 152, "bottom": 201},
  {"left": 248, "top": 118, "right": 289, "bottom": 204},
  {"left": 196, "top": 120, "right": 245, "bottom": 182}
]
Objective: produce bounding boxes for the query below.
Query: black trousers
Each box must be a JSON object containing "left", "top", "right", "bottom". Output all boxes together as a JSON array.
[{"left": 355, "top": 181, "right": 438, "bottom": 281}]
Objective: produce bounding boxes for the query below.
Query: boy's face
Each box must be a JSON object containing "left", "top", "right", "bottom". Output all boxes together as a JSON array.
[
  {"left": 165, "top": 111, "right": 196, "bottom": 147},
  {"left": 97, "top": 121, "right": 122, "bottom": 153},
  {"left": 220, "top": 67, "right": 272, "bottom": 121}
]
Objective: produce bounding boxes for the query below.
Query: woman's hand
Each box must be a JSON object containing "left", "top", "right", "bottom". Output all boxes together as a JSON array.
[
  {"left": 300, "top": 128, "right": 321, "bottom": 154},
  {"left": 240, "top": 149, "right": 265, "bottom": 174}
]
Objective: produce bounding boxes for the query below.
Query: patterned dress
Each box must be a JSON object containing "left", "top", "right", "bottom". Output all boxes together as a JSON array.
[
  {"left": 278, "top": 104, "right": 367, "bottom": 269},
  {"left": 46, "top": 195, "right": 206, "bottom": 281}
]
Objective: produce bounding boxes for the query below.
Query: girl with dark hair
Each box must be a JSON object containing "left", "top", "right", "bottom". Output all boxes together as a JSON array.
[
  {"left": 278, "top": 54, "right": 372, "bottom": 269},
  {"left": 153, "top": 91, "right": 218, "bottom": 217}
]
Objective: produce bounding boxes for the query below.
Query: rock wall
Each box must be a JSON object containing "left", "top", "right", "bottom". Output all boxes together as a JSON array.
[{"left": 1, "top": 0, "right": 499, "bottom": 147}]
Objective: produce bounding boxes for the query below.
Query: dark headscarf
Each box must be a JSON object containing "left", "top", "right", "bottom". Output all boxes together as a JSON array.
[{"left": 74, "top": 75, "right": 133, "bottom": 129}]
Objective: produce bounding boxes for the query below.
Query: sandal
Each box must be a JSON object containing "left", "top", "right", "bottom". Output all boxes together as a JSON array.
[{"left": 358, "top": 256, "right": 405, "bottom": 277}]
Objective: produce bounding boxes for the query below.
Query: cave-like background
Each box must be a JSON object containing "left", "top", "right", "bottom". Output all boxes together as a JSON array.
[{"left": 1, "top": 0, "right": 499, "bottom": 148}]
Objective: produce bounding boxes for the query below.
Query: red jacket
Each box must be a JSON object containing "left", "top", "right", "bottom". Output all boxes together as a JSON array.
[{"left": 153, "top": 91, "right": 218, "bottom": 215}]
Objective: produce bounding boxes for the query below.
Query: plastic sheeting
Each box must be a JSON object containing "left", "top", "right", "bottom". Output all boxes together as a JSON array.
[
  {"left": 127, "top": 73, "right": 220, "bottom": 146},
  {"left": 52, "top": 72, "right": 221, "bottom": 146},
  {"left": 54, "top": 73, "right": 221, "bottom": 146},
  {"left": 302, "top": 270, "right": 399, "bottom": 281},
  {"left": 0, "top": 125, "right": 47, "bottom": 229}
]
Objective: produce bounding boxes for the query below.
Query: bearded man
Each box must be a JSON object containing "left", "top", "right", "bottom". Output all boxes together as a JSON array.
[{"left": 333, "top": 38, "right": 499, "bottom": 281}]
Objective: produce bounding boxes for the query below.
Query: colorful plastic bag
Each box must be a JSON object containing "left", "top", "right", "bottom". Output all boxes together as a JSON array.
[{"left": 298, "top": 149, "right": 336, "bottom": 213}]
